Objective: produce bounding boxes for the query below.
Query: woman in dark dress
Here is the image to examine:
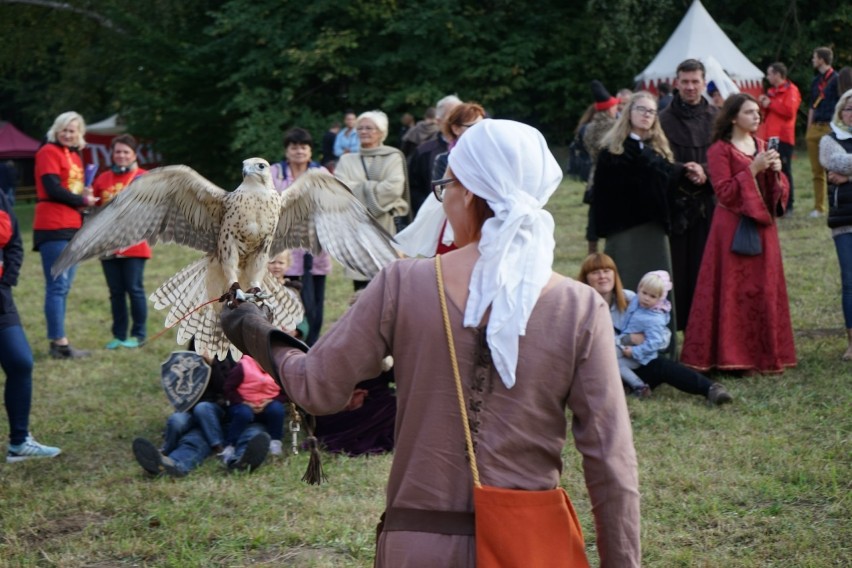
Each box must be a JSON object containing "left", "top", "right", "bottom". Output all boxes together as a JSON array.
[{"left": 593, "top": 91, "right": 686, "bottom": 355}]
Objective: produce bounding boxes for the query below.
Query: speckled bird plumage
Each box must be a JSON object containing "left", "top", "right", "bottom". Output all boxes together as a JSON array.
[{"left": 53, "top": 158, "right": 399, "bottom": 360}]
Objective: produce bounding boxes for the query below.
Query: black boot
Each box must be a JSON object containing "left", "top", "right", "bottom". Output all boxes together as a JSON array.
[{"left": 49, "top": 341, "right": 91, "bottom": 359}]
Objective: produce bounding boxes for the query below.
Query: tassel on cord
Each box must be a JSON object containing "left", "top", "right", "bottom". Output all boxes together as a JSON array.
[{"left": 301, "top": 415, "right": 327, "bottom": 485}]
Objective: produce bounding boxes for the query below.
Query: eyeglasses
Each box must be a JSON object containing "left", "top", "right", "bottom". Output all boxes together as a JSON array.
[
  {"left": 632, "top": 106, "right": 657, "bottom": 116},
  {"left": 356, "top": 126, "right": 377, "bottom": 132},
  {"left": 431, "top": 177, "right": 457, "bottom": 202}
]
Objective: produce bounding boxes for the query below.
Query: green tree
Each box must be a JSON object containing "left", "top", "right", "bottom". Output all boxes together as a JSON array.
[{"left": 1, "top": 0, "right": 849, "bottom": 186}]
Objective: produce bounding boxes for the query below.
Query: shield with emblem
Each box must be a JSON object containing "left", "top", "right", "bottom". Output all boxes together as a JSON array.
[{"left": 160, "top": 351, "right": 211, "bottom": 412}]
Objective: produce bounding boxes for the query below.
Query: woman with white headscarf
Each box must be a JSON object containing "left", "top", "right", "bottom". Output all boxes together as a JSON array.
[{"left": 221, "top": 120, "right": 640, "bottom": 567}]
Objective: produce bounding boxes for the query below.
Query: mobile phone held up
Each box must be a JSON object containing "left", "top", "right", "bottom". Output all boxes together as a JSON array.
[{"left": 768, "top": 136, "right": 780, "bottom": 152}]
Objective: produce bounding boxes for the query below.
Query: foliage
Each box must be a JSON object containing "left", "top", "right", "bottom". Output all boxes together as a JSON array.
[
  {"left": 0, "top": 0, "right": 849, "bottom": 184},
  {"left": 1, "top": 155, "right": 849, "bottom": 566}
]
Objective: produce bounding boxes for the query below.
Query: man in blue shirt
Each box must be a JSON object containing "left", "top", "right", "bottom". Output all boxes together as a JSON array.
[{"left": 333, "top": 110, "right": 359, "bottom": 158}]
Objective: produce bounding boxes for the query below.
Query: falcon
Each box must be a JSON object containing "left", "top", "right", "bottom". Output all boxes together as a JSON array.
[{"left": 52, "top": 158, "right": 399, "bottom": 360}]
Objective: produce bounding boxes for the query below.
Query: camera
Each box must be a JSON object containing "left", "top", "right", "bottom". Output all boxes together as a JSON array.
[{"left": 768, "top": 136, "right": 780, "bottom": 151}]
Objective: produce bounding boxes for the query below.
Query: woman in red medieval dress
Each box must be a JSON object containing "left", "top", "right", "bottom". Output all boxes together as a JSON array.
[{"left": 680, "top": 94, "right": 796, "bottom": 374}]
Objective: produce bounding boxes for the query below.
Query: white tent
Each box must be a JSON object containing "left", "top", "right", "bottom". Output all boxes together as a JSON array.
[
  {"left": 86, "top": 114, "right": 126, "bottom": 135},
  {"left": 634, "top": 0, "right": 764, "bottom": 94}
]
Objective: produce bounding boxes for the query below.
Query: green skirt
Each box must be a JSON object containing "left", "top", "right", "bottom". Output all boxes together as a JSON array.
[{"left": 604, "top": 222, "right": 678, "bottom": 359}]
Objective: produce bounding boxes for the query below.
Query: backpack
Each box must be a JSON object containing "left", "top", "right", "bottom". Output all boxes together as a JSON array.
[{"left": 566, "top": 124, "right": 591, "bottom": 182}]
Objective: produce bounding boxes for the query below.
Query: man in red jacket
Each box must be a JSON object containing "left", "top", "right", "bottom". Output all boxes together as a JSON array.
[{"left": 760, "top": 62, "right": 802, "bottom": 214}]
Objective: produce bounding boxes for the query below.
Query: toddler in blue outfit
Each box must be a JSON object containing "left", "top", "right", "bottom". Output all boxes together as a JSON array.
[{"left": 616, "top": 270, "right": 672, "bottom": 398}]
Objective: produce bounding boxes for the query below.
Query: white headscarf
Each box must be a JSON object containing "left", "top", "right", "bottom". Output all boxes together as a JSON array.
[{"left": 448, "top": 119, "right": 562, "bottom": 388}]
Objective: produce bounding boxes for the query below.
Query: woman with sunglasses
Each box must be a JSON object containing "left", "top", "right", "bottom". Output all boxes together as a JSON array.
[{"left": 222, "top": 119, "right": 640, "bottom": 567}]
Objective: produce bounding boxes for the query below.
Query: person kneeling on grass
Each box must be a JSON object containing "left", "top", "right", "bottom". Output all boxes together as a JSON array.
[{"left": 132, "top": 349, "right": 270, "bottom": 477}]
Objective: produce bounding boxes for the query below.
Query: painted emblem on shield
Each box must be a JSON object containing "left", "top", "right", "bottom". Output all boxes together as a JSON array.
[{"left": 160, "top": 351, "right": 211, "bottom": 412}]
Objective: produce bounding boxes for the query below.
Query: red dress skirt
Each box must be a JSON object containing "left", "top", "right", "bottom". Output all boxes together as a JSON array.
[{"left": 680, "top": 139, "right": 796, "bottom": 374}]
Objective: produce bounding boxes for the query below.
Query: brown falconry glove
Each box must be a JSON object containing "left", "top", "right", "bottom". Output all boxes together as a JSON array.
[
  {"left": 220, "top": 301, "right": 324, "bottom": 484},
  {"left": 220, "top": 302, "right": 308, "bottom": 386}
]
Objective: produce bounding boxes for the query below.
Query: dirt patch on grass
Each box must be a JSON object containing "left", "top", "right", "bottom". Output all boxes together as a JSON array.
[{"left": 17, "top": 512, "right": 109, "bottom": 547}]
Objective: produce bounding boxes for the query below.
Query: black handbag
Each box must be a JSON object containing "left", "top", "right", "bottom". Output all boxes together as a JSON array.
[{"left": 731, "top": 216, "right": 762, "bottom": 256}]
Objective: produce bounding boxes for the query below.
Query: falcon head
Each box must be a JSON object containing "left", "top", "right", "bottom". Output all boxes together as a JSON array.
[{"left": 242, "top": 157, "right": 273, "bottom": 188}]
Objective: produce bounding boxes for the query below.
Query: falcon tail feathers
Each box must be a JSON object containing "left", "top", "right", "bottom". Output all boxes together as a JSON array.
[
  {"left": 150, "top": 257, "right": 306, "bottom": 362},
  {"left": 149, "top": 259, "right": 234, "bottom": 360}
]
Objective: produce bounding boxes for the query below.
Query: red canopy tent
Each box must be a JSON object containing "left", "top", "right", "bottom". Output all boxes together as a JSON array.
[
  {"left": 0, "top": 122, "right": 41, "bottom": 199},
  {"left": 0, "top": 122, "right": 40, "bottom": 158}
]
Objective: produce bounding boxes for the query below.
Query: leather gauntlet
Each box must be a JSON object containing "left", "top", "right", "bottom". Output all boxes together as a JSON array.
[{"left": 220, "top": 302, "right": 308, "bottom": 385}]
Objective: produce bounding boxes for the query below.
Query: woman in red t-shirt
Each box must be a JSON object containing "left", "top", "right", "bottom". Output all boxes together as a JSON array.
[
  {"left": 92, "top": 134, "right": 151, "bottom": 349},
  {"left": 33, "top": 111, "right": 97, "bottom": 359}
]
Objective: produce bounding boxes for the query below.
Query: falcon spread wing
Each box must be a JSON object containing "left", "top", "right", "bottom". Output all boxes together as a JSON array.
[
  {"left": 271, "top": 169, "right": 399, "bottom": 279},
  {"left": 51, "top": 165, "right": 227, "bottom": 276},
  {"left": 50, "top": 158, "right": 401, "bottom": 360}
]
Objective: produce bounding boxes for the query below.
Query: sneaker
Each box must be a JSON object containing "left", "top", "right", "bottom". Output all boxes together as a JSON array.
[
  {"left": 808, "top": 210, "right": 823, "bottom": 218},
  {"left": 7, "top": 435, "right": 62, "bottom": 463},
  {"left": 105, "top": 338, "right": 123, "bottom": 350},
  {"left": 49, "top": 341, "right": 91, "bottom": 359},
  {"left": 269, "top": 439, "right": 283, "bottom": 457},
  {"left": 229, "top": 432, "right": 270, "bottom": 472},
  {"left": 707, "top": 383, "right": 733, "bottom": 405},
  {"left": 122, "top": 337, "right": 140, "bottom": 348},
  {"left": 218, "top": 445, "right": 235, "bottom": 465},
  {"left": 132, "top": 437, "right": 184, "bottom": 477}
]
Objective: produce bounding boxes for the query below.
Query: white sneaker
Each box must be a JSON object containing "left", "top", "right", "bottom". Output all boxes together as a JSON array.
[
  {"left": 269, "top": 440, "right": 283, "bottom": 456},
  {"left": 218, "top": 445, "right": 235, "bottom": 464},
  {"left": 7, "top": 435, "right": 62, "bottom": 463},
  {"left": 809, "top": 210, "right": 823, "bottom": 218}
]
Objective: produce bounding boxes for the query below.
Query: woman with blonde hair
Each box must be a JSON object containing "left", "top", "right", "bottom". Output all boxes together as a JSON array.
[
  {"left": 33, "top": 111, "right": 97, "bottom": 359},
  {"left": 592, "top": 92, "right": 688, "bottom": 354},
  {"left": 819, "top": 88, "right": 852, "bottom": 360}
]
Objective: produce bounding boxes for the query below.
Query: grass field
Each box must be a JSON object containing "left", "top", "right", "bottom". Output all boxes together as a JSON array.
[{"left": 0, "top": 155, "right": 849, "bottom": 567}]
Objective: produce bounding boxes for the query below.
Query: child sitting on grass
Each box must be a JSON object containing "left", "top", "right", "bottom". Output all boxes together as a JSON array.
[
  {"left": 223, "top": 355, "right": 288, "bottom": 458},
  {"left": 616, "top": 270, "right": 673, "bottom": 398}
]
